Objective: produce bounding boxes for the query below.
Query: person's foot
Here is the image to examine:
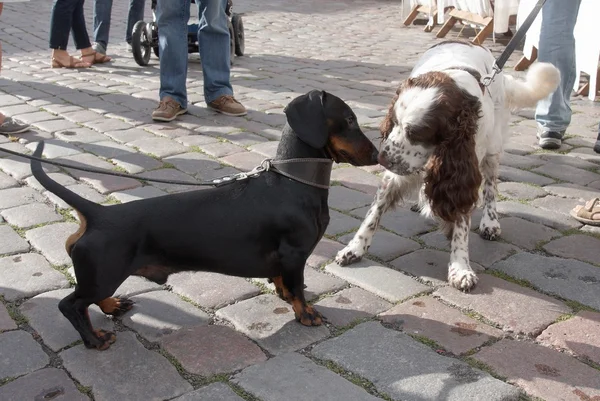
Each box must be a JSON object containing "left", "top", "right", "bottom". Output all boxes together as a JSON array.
[
  {"left": 92, "top": 42, "right": 107, "bottom": 55},
  {"left": 208, "top": 95, "right": 247, "bottom": 117},
  {"left": 152, "top": 97, "right": 187, "bottom": 122},
  {"left": 51, "top": 49, "right": 91, "bottom": 69},
  {"left": 0, "top": 117, "right": 30, "bottom": 135},
  {"left": 81, "top": 49, "right": 111, "bottom": 64},
  {"left": 126, "top": 43, "right": 133, "bottom": 53},
  {"left": 537, "top": 129, "right": 564, "bottom": 150}
]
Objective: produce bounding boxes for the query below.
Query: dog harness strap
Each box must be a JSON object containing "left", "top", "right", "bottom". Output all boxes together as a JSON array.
[{"left": 270, "top": 159, "right": 333, "bottom": 190}]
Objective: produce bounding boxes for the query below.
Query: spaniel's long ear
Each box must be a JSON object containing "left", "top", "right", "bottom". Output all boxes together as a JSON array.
[
  {"left": 380, "top": 85, "right": 403, "bottom": 140},
  {"left": 424, "top": 90, "right": 482, "bottom": 223}
]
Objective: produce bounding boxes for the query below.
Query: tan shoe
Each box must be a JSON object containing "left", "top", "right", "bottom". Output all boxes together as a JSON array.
[
  {"left": 152, "top": 97, "right": 187, "bottom": 122},
  {"left": 207, "top": 95, "right": 247, "bottom": 117}
]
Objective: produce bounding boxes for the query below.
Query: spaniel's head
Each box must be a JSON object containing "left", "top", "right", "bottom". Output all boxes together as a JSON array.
[{"left": 378, "top": 72, "right": 483, "bottom": 222}]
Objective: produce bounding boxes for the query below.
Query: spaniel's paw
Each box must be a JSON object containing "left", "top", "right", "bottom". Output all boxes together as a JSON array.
[
  {"left": 335, "top": 241, "right": 365, "bottom": 266},
  {"left": 479, "top": 217, "right": 501, "bottom": 241},
  {"left": 448, "top": 262, "right": 478, "bottom": 292}
]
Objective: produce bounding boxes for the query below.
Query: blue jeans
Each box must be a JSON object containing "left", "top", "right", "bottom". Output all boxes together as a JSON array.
[
  {"left": 49, "top": 0, "right": 91, "bottom": 50},
  {"left": 156, "top": 0, "right": 233, "bottom": 108},
  {"left": 535, "top": 0, "right": 582, "bottom": 133},
  {"left": 93, "top": 0, "right": 146, "bottom": 48}
]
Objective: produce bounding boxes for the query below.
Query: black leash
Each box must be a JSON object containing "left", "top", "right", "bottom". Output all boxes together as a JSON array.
[
  {"left": 0, "top": 145, "right": 332, "bottom": 189},
  {"left": 481, "top": 0, "right": 547, "bottom": 86}
]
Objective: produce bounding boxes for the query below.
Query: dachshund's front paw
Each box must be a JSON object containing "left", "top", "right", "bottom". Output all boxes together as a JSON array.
[{"left": 297, "top": 305, "right": 323, "bottom": 326}]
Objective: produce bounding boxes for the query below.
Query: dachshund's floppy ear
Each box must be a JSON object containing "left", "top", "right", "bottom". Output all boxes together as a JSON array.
[{"left": 284, "top": 90, "right": 328, "bottom": 149}]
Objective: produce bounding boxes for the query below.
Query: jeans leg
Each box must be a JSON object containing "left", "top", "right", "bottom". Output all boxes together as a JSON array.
[
  {"left": 535, "top": 0, "right": 582, "bottom": 133},
  {"left": 126, "top": 0, "right": 146, "bottom": 44},
  {"left": 196, "top": 0, "right": 233, "bottom": 104},
  {"left": 156, "top": 0, "right": 189, "bottom": 108},
  {"left": 49, "top": 0, "right": 75, "bottom": 49},
  {"left": 93, "top": 0, "right": 113, "bottom": 48},
  {"left": 71, "top": 0, "right": 92, "bottom": 50}
]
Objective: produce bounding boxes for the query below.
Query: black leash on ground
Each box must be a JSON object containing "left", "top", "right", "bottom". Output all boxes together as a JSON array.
[
  {"left": 0, "top": 144, "right": 332, "bottom": 189},
  {"left": 481, "top": 0, "right": 547, "bottom": 87}
]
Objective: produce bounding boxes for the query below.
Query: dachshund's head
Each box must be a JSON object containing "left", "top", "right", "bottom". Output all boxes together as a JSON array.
[{"left": 284, "top": 90, "right": 379, "bottom": 166}]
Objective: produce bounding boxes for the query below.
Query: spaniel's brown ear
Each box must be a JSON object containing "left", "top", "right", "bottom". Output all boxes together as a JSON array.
[
  {"left": 379, "top": 86, "right": 403, "bottom": 140},
  {"left": 424, "top": 90, "right": 482, "bottom": 223}
]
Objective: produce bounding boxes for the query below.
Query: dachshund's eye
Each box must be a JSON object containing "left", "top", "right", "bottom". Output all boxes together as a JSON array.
[{"left": 346, "top": 116, "right": 355, "bottom": 125}]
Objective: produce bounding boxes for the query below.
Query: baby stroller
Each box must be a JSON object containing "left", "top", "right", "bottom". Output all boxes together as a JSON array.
[{"left": 131, "top": 0, "right": 245, "bottom": 66}]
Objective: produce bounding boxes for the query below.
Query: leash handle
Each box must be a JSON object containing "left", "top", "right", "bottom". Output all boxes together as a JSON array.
[{"left": 481, "top": 0, "right": 547, "bottom": 87}]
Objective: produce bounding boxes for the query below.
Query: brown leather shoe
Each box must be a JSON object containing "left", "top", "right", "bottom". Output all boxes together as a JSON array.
[
  {"left": 207, "top": 95, "right": 247, "bottom": 117},
  {"left": 152, "top": 97, "right": 187, "bottom": 122}
]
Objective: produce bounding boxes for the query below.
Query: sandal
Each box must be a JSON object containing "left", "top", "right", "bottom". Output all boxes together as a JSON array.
[
  {"left": 51, "top": 56, "right": 91, "bottom": 69},
  {"left": 81, "top": 51, "right": 111, "bottom": 65},
  {"left": 570, "top": 198, "right": 600, "bottom": 226}
]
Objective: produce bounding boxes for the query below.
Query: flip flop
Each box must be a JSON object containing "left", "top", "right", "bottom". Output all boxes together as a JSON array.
[
  {"left": 570, "top": 198, "right": 600, "bottom": 226},
  {"left": 82, "top": 51, "right": 111, "bottom": 65},
  {"left": 51, "top": 56, "right": 91, "bottom": 69}
]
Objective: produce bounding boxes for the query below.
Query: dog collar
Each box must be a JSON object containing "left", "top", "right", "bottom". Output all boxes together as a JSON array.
[{"left": 269, "top": 158, "right": 333, "bottom": 189}]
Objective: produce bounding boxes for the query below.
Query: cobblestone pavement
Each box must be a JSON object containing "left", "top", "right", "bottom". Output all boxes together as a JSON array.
[{"left": 1, "top": 1, "right": 600, "bottom": 400}]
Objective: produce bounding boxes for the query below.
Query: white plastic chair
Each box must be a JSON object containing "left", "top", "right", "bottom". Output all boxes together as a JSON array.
[{"left": 573, "top": 0, "right": 599, "bottom": 101}]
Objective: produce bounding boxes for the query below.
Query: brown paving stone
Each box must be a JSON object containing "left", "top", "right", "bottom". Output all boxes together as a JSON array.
[
  {"left": 162, "top": 325, "right": 267, "bottom": 376},
  {"left": 380, "top": 296, "right": 504, "bottom": 355},
  {"left": 538, "top": 311, "right": 600, "bottom": 365},
  {"left": 474, "top": 339, "right": 600, "bottom": 401},
  {"left": 434, "top": 274, "right": 569, "bottom": 336},
  {"left": 0, "top": 302, "right": 17, "bottom": 331}
]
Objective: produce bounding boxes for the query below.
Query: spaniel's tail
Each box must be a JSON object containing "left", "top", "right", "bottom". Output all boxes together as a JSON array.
[{"left": 503, "top": 62, "right": 561, "bottom": 110}]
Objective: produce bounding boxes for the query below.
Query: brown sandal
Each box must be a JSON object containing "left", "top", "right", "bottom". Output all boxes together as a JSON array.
[
  {"left": 570, "top": 198, "right": 600, "bottom": 226},
  {"left": 51, "top": 56, "right": 91, "bottom": 69},
  {"left": 81, "top": 51, "right": 111, "bottom": 65}
]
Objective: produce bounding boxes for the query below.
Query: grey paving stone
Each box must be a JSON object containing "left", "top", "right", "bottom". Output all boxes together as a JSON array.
[
  {"left": 168, "top": 271, "right": 260, "bottom": 309},
  {"left": 173, "top": 383, "right": 244, "bottom": 401},
  {"left": 216, "top": 294, "right": 330, "bottom": 355},
  {"left": 175, "top": 134, "right": 220, "bottom": 147},
  {"left": 129, "top": 137, "right": 188, "bottom": 158},
  {"left": 0, "top": 155, "right": 59, "bottom": 180},
  {"left": 339, "top": 230, "right": 421, "bottom": 262},
  {"left": 55, "top": 128, "right": 107, "bottom": 144},
  {"left": 139, "top": 168, "right": 197, "bottom": 193},
  {"left": 498, "top": 165, "right": 554, "bottom": 186},
  {"left": 20, "top": 289, "right": 113, "bottom": 352},
  {"left": 497, "top": 201, "right": 581, "bottom": 230},
  {"left": 1, "top": 203, "right": 62, "bottom": 228},
  {"left": 331, "top": 166, "right": 381, "bottom": 195},
  {"left": 83, "top": 117, "right": 134, "bottom": 133},
  {"left": 0, "top": 367, "right": 89, "bottom": 401},
  {"left": 542, "top": 182, "right": 600, "bottom": 201},
  {"left": 380, "top": 296, "right": 504, "bottom": 355},
  {"left": 492, "top": 252, "right": 600, "bottom": 310},
  {"left": 79, "top": 140, "right": 135, "bottom": 159},
  {"left": 65, "top": 266, "right": 162, "bottom": 298},
  {"left": 43, "top": 184, "right": 107, "bottom": 209},
  {"left": 0, "top": 225, "right": 30, "bottom": 256},
  {"left": 111, "top": 152, "right": 163, "bottom": 174},
  {"left": 255, "top": 267, "right": 348, "bottom": 302},
  {"left": 499, "top": 153, "right": 544, "bottom": 169},
  {"left": 473, "top": 339, "right": 600, "bottom": 401},
  {"left": 0, "top": 171, "right": 18, "bottom": 189},
  {"left": 350, "top": 206, "right": 437, "bottom": 237},
  {"left": 419, "top": 231, "right": 519, "bottom": 267},
  {"left": 105, "top": 128, "right": 155, "bottom": 144},
  {"left": 24, "top": 139, "right": 83, "bottom": 159},
  {"left": 111, "top": 186, "right": 167, "bottom": 203},
  {"left": 311, "top": 322, "right": 520, "bottom": 401},
  {"left": 530, "top": 195, "right": 583, "bottom": 216},
  {"left": 314, "top": 287, "right": 392, "bottom": 327},
  {"left": 0, "top": 330, "right": 49, "bottom": 379},
  {"left": 531, "top": 163, "right": 599, "bottom": 186},
  {"left": 542, "top": 234, "right": 600, "bottom": 265},
  {"left": 536, "top": 152, "right": 599, "bottom": 170},
  {"left": 25, "top": 172, "right": 77, "bottom": 191},
  {"left": 0, "top": 302, "right": 17, "bottom": 331},
  {"left": 162, "top": 325, "right": 267, "bottom": 375},
  {"left": 61, "top": 331, "right": 192, "bottom": 401},
  {"left": 306, "top": 238, "right": 345, "bottom": 268},
  {"left": 498, "top": 182, "right": 546, "bottom": 200},
  {"left": 0, "top": 141, "right": 30, "bottom": 158},
  {"left": 328, "top": 185, "right": 374, "bottom": 211},
  {"left": 220, "top": 151, "right": 267, "bottom": 171},
  {"left": 141, "top": 124, "right": 193, "bottom": 139},
  {"left": 15, "top": 111, "right": 60, "bottom": 124},
  {"left": 25, "top": 222, "right": 79, "bottom": 266},
  {"left": 121, "top": 290, "right": 209, "bottom": 342},
  {"left": 391, "top": 249, "right": 484, "bottom": 286},
  {"left": 233, "top": 352, "right": 383, "bottom": 401},
  {"left": 325, "top": 209, "right": 361, "bottom": 236},
  {"left": 33, "top": 119, "right": 82, "bottom": 134},
  {"left": 62, "top": 109, "right": 104, "bottom": 123},
  {"left": 325, "top": 259, "right": 430, "bottom": 303},
  {"left": 0, "top": 253, "right": 69, "bottom": 301},
  {"left": 497, "top": 217, "right": 561, "bottom": 250},
  {"left": 0, "top": 186, "right": 45, "bottom": 210},
  {"left": 435, "top": 273, "right": 569, "bottom": 335},
  {"left": 249, "top": 140, "right": 280, "bottom": 158},
  {"left": 164, "top": 152, "right": 223, "bottom": 175}
]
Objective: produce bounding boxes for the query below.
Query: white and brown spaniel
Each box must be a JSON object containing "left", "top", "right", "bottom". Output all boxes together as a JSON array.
[{"left": 336, "top": 40, "right": 560, "bottom": 291}]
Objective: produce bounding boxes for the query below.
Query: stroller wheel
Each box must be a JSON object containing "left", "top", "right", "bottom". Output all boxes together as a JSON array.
[
  {"left": 132, "top": 21, "right": 152, "bottom": 66},
  {"left": 232, "top": 14, "right": 244, "bottom": 56},
  {"left": 228, "top": 19, "right": 235, "bottom": 65}
]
